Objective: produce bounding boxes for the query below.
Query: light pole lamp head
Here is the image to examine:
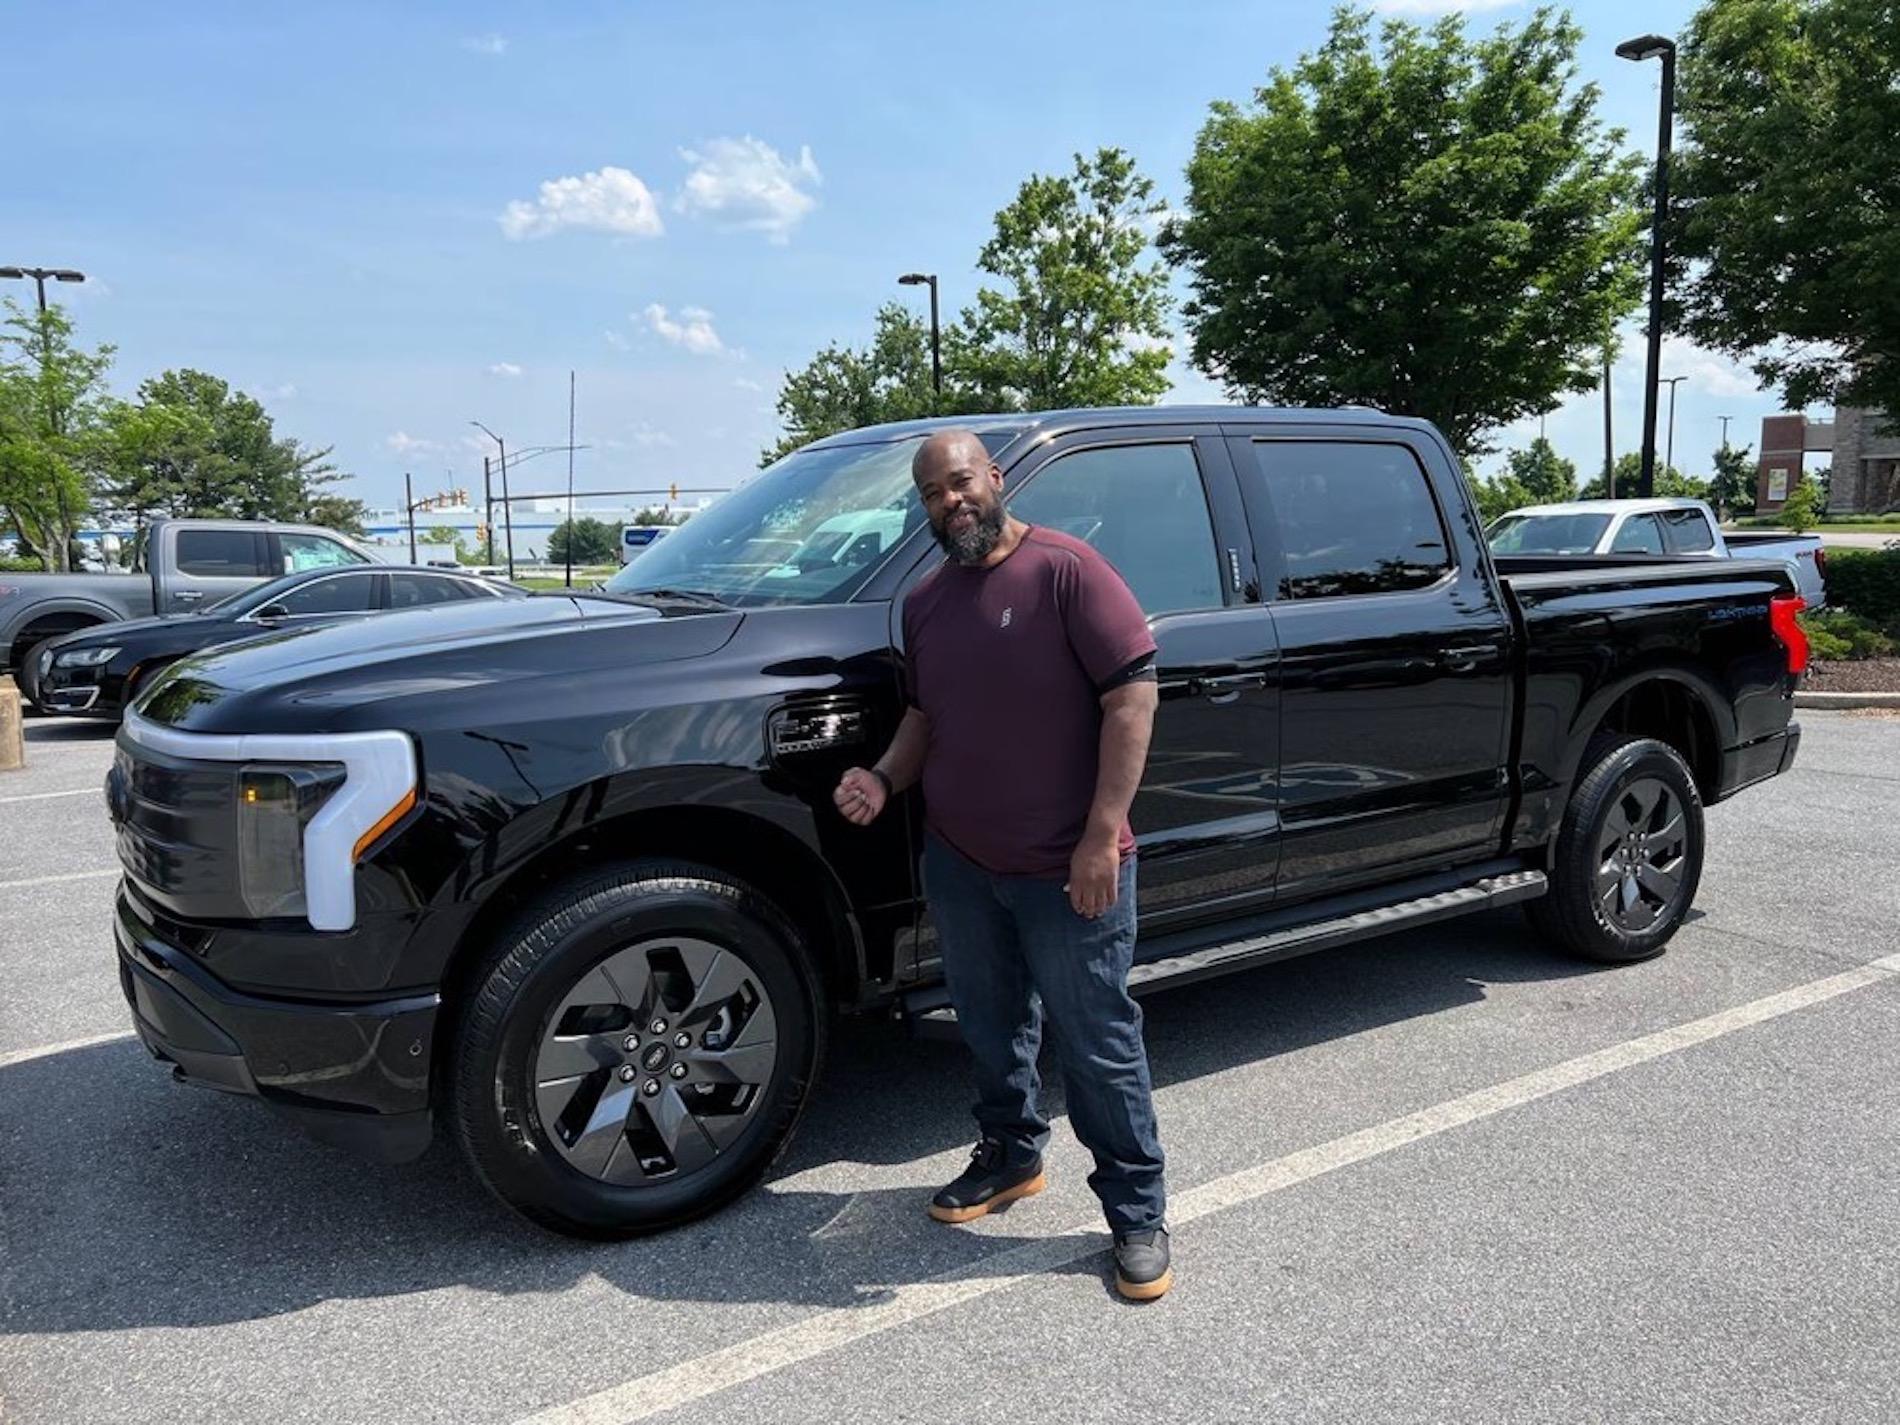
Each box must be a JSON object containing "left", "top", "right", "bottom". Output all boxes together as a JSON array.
[
  {"left": 897, "top": 272, "right": 934, "bottom": 287},
  {"left": 51, "top": 270, "right": 86, "bottom": 284},
  {"left": 0, "top": 267, "right": 24, "bottom": 280},
  {"left": 1616, "top": 34, "right": 1675, "bottom": 62}
]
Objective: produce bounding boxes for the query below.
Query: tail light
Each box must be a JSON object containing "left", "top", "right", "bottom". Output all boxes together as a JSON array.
[
  {"left": 1814, "top": 546, "right": 1828, "bottom": 583},
  {"left": 1769, "top": 593, "right": 1809, "bottom": 676}
]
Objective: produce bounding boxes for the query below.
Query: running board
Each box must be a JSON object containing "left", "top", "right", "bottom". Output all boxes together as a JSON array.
[{"left": 903, "top": 869, "right": 1547, "bottom": 1039}]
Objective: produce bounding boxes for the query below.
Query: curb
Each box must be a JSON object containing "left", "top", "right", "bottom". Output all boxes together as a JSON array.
[{"left": 1796, "top": 689, "right": 1900, "bottom": 710}]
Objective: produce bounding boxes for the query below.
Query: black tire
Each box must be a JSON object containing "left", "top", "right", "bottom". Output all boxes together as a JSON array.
[
  {"left": 1529, "top": 735, "right": 1704, "bottom": 964},
  {"left": 450, "top": 861, "right": 826, "bottom": 1239}
]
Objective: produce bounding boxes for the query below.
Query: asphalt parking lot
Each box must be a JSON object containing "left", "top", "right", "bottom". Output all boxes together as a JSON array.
[{"left": 3, "top": 712, "right": 1898, "bottom": 1425}]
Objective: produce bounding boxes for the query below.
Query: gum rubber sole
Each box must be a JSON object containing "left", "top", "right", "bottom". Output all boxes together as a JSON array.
[
  {"left": 926, "top": 1170, "right": 1047, "bottom": 1224},
  {"left": 1115, "top": 1266, "right": 1174, "bottom": 1301}
]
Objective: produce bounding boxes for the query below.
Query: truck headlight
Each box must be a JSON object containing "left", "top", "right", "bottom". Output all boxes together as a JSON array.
[
  {"left": 237, "top": 765, "right": 346, "bottom": 918},
  {"left": 55, "top": 645, "right": 120, "bottom": 668}
]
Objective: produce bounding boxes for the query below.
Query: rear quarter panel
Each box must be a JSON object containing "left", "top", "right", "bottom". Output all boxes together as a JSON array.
[{"left": 1501, "top": 559, "right": 1799, "bottom": 848}]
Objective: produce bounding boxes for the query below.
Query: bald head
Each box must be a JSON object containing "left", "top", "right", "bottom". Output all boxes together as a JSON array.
[
  {"left": 912, "top": 428, "right": 993, "bottom": 484},
  {"left": 912, "top": 428, "right": 1011, "bottom": 565}
]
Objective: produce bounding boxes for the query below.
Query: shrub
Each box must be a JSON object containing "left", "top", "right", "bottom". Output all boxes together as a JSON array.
[
  {"left": 0, "top": 555, "right": 42, "bottom": 572},
  {"left": 1823, "top": 547, "right": 1900, "bottom": 628},
  {"left": 1799, "top": 609, "right": 1894, "bottom": 662}
]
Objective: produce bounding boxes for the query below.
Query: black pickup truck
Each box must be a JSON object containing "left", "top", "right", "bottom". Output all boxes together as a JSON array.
[{"left": 106, "top": 406, "right": 1808, "bottom": 1238}]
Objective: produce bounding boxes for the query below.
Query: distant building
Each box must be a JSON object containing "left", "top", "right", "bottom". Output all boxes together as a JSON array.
[{"left": 1757, "top": 407, "right": 1900, "bottom": 513}]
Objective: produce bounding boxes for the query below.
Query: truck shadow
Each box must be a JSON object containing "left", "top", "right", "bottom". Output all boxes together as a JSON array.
[{"left": 1, "top": 909, "right": 1610, "bottom": 1335}]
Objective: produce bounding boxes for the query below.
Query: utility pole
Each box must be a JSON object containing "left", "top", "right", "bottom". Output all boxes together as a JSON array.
[
  {"left": 482, "top": 456, "right": 495, "bottom": 565},
  {"left": 565, "top": 370, "right": 577, "bottom": 589},
  {"left": 1718, "top": 414, "right": 1732, "bottom": 449},
  {"left": 1603, "top": 342, "right": 1615, "bottom": 499},
  {"left": 1616, "top": 34, "right": 1678, "bottom": 498},
  {"left": 405, "top": 473, "right": 417, "bottom": 562}
]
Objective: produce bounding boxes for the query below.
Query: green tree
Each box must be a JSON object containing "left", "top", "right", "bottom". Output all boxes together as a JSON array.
[
  {"left": 954, "top": 147, "right": 1173, "bottom": 412},
  {"left": 422, "top": 523, "right": 473, "bottom": 562},
  {"left": 1709, "top": 442, "right": 1758, "bottom": 518},
  {"left": 1504, "top": 437, "right": 1579, "bottom": 503},
  {"left": 102, "top": 368, "right": 366, "bottom": 535},
  {"left": 1164, "top": 6, "right": 1644, "bottom": 456},
  {"left": 762, "top": 304, "right": 975, "bottom": 465},
  {"left": 547, "top": 517, "right": 618, "bottom": 565},
  {"left": 0, "top": 301, "right": 115, "bottom": 570},
  {"left": 1779, "top": 479, "right": 1824, "bottom": 532},
  {"left": 1472, "top": 472, "right": 1537, "bottom": 525},
  {"left": 1668, "top": 0, "right": 1900, "bottom": 418},
  {"left": 1578, "top": 454, "right": 1711, "bottom": 500}
]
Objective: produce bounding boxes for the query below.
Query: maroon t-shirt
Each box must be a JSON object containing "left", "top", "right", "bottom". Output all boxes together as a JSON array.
[{"left": 903, "top": 525, "right": 1157, "bottom": 877}]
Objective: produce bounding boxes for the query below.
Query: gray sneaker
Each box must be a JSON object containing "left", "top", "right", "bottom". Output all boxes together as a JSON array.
[{"left": 1114, "top": 1225, "right": 1173, "bottom": 1300}]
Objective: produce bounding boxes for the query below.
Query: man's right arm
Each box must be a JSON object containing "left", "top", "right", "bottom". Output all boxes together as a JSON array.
[
  {"left": 835, "top": 706, "right": 928, "bottom": 825},
  {"left": 875, "top": 706, "right": 929, "bottom": 793}
]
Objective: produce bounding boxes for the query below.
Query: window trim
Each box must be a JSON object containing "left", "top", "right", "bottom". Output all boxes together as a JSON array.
[
  {"left": 175, "top": 527, "right": 272, "bottom": 580},
  {"left": 238, "top": 570, "right": 382, "bottom": 622},
  {"left": 1238, "top": 437, "right": 1459, "bottom": 607}
]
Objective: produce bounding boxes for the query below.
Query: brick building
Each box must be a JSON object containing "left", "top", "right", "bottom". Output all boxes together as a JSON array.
[{"left": 1756, "top": 408, "right": 1899, "bottom": 513}]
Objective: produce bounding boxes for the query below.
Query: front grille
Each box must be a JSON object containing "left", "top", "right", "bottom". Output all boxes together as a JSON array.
[{"left": 109, "top": 739, "right": 245, "bottom": 918}]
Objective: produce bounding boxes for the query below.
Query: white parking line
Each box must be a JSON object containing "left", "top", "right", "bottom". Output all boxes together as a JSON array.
[
  {"left": 0, "top": 787, "right": 102, "bottom": 804},
  {"left": 0, "top": 869, "right": 119, "bottom": 892},
  {"left": 0, "top": 1030, "right": 135, "bottom": 1071},
  {"left": 516, "top": 950, "right": 1900, "bottom": 1425}
]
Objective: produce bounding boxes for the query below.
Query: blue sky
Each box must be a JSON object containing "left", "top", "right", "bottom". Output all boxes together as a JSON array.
[{"left": 5, "top": 0, "right": 1773, "bottom": 511}]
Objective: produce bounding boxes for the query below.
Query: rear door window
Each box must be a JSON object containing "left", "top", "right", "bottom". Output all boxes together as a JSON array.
[
  {"left": 389, "top": 573, "right": 483, "bottom": 607},
  {"left": 1660, "top": 509, "right": 1716, "bottom": 552},
  {"left": 274, "top": 572, "right": 379, "bottom": 615},
  {"left": 1248, "top": 442, "right": 1451, "bottom": 600},
  {"left": 1611, "top": 514, "right": 1667, "bottom": 555},
  {"left": 175, "top": 529, "right": 270, "bottom": 577}
]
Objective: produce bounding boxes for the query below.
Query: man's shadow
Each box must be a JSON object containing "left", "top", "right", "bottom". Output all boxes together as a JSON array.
[{"left": 1, "top": 908, "right": 1610, "bottom": 1335}]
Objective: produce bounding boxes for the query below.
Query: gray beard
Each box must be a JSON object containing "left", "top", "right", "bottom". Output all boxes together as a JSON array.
[{"left": 935, "top": 503, "right": 1006, "bottom": 565}]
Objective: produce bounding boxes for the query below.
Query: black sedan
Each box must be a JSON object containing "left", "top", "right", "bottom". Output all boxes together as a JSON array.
[{"left": 23, "top": 564, "right": 521, "bottom": 719}]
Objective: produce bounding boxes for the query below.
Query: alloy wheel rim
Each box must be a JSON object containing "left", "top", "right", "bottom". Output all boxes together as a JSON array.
[
  {"left": 1593, "top": 776, "right": 1689, "bottom": 934},
  {"left": 531, "top": 936, "right": 778, "bottom": 1186}
]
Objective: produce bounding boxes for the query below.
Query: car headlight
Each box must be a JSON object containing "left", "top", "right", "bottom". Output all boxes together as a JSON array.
[
  {"left": 237, "top": 765, "right": 347, "bottom": 918},
  {"left": 54, "top": 645, "right": 120, "bottom": 668}
]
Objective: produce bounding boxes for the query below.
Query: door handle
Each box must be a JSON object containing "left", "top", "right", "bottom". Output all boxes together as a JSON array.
[
  {"left": 1187, "top": 671, "right": 1267, "bottom": 700},
  {"left": 1438, "top": 643, "right": 1499, "bottom": 672},
  {"left": 174, "top": 590, "right": 204, "bottom": 603}
]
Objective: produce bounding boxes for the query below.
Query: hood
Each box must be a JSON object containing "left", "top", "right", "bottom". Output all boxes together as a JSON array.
[{"left": 140, "top": 593, "right": 744, "bottom": 734}]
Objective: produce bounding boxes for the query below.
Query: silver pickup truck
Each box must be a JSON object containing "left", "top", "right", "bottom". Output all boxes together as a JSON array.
[
  {"left": 1, "top": 518, "right": 372, "bottom": 678},
  {"left": 1487, "top": 498, "right": 1828, "bottom": 607}
]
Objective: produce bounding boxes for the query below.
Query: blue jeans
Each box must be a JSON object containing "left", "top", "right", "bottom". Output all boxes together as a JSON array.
[{"left": 921, "top": 834, "right": 1167, "bottom": 1233}]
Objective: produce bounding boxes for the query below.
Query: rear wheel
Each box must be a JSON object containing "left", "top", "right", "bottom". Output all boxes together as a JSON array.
[
  {"left": 450, "top": 861, "right": 825, "bottom": 1238},
  {"left": 1529, "top": 735, "right": 1704, "bottom": 964}
]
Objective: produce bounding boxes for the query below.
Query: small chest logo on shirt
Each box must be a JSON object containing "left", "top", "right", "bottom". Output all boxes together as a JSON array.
[{"left": 999, "top": 607, "right": 1013, "bottom": 629}]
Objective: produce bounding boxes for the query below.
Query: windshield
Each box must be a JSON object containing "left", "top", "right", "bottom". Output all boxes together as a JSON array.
[
  {"left": 604, "top": 440, "right": 932, "bottom": 607},
  {"left": 1488, "top": 512, "right": 1612, "bottom": 555}
]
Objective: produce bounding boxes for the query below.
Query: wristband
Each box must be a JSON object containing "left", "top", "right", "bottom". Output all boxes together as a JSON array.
[{"left": 869, "top": 767, "right": 895, "bottom": 799}]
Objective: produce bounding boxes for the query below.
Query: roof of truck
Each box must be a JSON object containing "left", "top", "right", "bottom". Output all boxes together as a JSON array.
[
  {"left": 1503, "top": 498, "right": 1712, "bottom": 517},
  {"left": 802, "top": 405, "right": 1436, "bottom": 451}
]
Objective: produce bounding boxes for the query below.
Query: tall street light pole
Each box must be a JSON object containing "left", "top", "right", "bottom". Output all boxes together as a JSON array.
[
  {"left": 0, "top": 265, "right": 86, "bottom": 314},
  {"left": 1617, "top": 33, "right": 1677, "bottom": 499},
  {"left": 470, "top": 421, "right": 515, "bottom": 579},
  {"left": 1718, "top": 414, "right": 1732, "bottom": 449},
  {"left": 898, "top": 272, "right": 941, "bottom": 403},
  {"left": 1660, "top": 375, "right": 1688, "bottom": 475}
]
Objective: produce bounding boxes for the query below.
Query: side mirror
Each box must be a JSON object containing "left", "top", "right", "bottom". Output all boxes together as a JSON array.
[{"left": 257, "top": 604, "right": 290, "bottom": 622}]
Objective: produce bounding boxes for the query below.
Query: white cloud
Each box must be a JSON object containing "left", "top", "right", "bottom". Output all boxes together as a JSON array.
[
  {"left": 676, "top": 136, "right": 821, "bottom": 243},
  {"left": 487, "top": 362, "right": 524, "bottom": 378},
  {"left": 266, "top": 382, "right": 297, "bottom": 400},
  {"left": 1373, "top": 0, "right": 1518, "bottom": 13},
  {"left": 386, "top": 431, "right": 438, "bottom": 456},
  {"left": 732, "top": 376, "right": 765, "bottom": 393},
  {"left": 603, "top": 329, "right": 631, "bottom": 351},
  {"left": 500, "top": 167, "right": 665, "bottom": 241},
  {"left": 1619, "top": 336, "right": 1767, "bottom": 400},
  {"left": 463, "top": 34, "right": 508, "bottom": 55},
  {"left": 644, "top": 303, "right": 725, "bottom": 356}
]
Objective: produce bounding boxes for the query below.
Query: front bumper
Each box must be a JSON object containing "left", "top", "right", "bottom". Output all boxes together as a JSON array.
[
  {"left": 30, "top": 659, "right": 118, "bottom": 717},
  {"left": 114, "top": 884, "right": 439, "bottom": 1162}
]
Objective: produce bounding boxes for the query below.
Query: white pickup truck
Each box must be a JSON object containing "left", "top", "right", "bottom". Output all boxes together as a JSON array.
[{"left": 1486, "top": 498, "right": 1828, "bottom": 607}]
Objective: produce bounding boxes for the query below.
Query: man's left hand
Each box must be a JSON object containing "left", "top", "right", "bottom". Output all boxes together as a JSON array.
[{"left": 1067, "top": 832, "right": 1121, "bottom": 919}]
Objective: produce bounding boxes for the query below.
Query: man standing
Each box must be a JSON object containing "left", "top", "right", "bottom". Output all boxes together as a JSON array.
[{"left": 833, "top": 429, "right": 1172, "bottom": 1301}]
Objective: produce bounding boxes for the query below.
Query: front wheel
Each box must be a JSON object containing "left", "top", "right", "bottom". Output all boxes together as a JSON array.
[
  {"left": 1529, "top": 735, "right": 1705, "bottom": 964},
  {"left": 450, "top": 862, "right": 825, "bottom": 1238}
]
